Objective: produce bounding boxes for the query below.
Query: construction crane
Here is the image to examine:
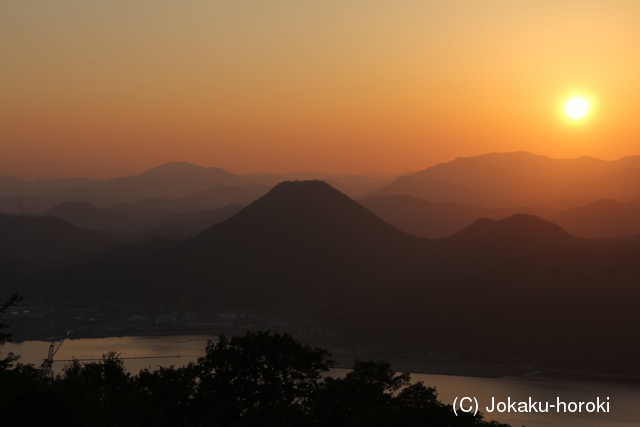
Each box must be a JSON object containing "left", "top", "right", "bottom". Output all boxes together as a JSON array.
[{"left": 41, "top": 330, "right": 71, "bottom": 378}]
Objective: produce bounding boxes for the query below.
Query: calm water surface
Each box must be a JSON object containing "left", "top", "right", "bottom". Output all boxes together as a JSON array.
[
  {"left": 3, "top": 336, "right": 639, "bottom": 427},
  {"left": 2, "top": 335, "right": 210, "bottom": 374}
]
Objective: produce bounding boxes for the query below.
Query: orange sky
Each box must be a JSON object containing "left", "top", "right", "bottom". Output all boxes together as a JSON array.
[{"left": 2, "top": 1, "right": 640, "bottom": 180}]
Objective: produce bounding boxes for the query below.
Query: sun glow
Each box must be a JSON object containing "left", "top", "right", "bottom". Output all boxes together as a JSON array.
[{"left": 564, "top": 97, "right": 590, "bottom": 120}]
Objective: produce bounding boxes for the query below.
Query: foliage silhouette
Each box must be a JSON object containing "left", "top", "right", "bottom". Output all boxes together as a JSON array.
[
  {"left": 0, "top": 293, "right": 22, "bottom": 370},
  {"left": 0, "top": 329, "right": 509, "bottom": 426}
]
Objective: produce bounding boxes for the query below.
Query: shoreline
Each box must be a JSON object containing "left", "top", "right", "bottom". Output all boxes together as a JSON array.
[
  {"left": 7, "top": 332, "right": 640, "bottom": 385},
  {"left": 332, "top": 353, "right": 525, "bottom": 379}
]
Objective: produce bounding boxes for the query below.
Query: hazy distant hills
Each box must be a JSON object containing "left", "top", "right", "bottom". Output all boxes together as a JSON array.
[
  {"left": 0, "top": 175, "right": 98, "bottom": 197},
  {"left": 42, "top": 201, "right": 244, "bottom": 239},
  {"left": 9, "top": 180, "right": 639, "bottom": 374},
  {"left": 0, "top": 213, "right": 114, "bottom": 263},
  {"left": 0, "top": 163, "right": 254, "bottom": 213},
  {"left": 360, "top": 194, "right": 640, "bottom": 240},
  {"left": 371, "top": 152, "right": 640, "bottom": 209},
  {"left": 122, "top": 205, "right": 244, "bottom": 234},
  {"left": 445, "top": 213, "right": 576, "bottom": 247},
  {"left": 4, "top": 151, "right": 640, "bottom": 234},
  {"left": 32, "top": 180, "right": 426, "bottom": 305},
  {"left": 108, "top": 183, "right": 271, "bottom": 214},
  {"left": 44, "top": 202, "right": 131, "bottom": 230},
  {"left": 359, "top": 195, "right": 558, "bottom": 238},
  {"left": 0, "top": 162, "right": 394, "bottom": 214},
  {"left": 5, "top": 152, "right": 640, "bottom": 374},
  {"left": 627, "top": 198, "right": 640, "bottom": 208},
  {"left": 550, "top": 199, "right": 640, "bottom": 238}
]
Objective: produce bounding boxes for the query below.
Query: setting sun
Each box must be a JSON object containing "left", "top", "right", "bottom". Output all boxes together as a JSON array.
[{"left": 565, "top": 97, "right": 591, "bottom": 120}]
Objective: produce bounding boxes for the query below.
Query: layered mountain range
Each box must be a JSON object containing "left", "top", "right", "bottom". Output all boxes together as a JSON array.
[
  {"left": 3, "top": 152, "right": 640, "bottom": 375},
  {"left": 2, "top": 177, "right": 640, "bottom": 375},
  {"left": 0, "top": 162, "right": 395, "bottom": 213},
  {"left": 371, "top": 151, "right": 640, "bottom": 208},
  {"left": 3, "top": 152, "right": 640, "bottom": 239}
]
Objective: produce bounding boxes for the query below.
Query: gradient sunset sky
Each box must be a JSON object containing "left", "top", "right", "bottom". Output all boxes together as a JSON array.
[{"left": 3, "top": 1, "right": 640, "bottom": 180}]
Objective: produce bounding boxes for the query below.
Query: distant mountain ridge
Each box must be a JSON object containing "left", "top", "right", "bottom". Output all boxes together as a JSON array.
[
  {"left": 4, "top": 152, "right": 640, "bottom": 214},
  {"left": 42, "top": 201, "right": 244, "bottom": 238},
  {"left": 141, "top": 161, "right": 206, "bottom": 176},
  {"left": 0, "top": 162, "right": 394, "bottom": 213},
  {"left": 8, "top": 179, "right": 640, "bottom": 375},
  {"left": 45, "top": 201, "right": 130, "bottom": 229},
  {"left": 0, "top": 213, "right": 114, "bottom": 262},
  {"left": 108, "top": 183, "right": 271, "bottom": 214},
  {"left": 6, "top": 152, "right": 640, "bottom": 241},
  {"left": 372, "top": 152, "right": 640, "bottom": 208},
  {"left": 446, "top": 213, "right": 575, "bottom": 247},
  {"left": 550, "top": 199, "right": 640, "bottom": 238},
  {"left": 186, "top": 180, "right": 424, "bottom": 305},
  {"left": 361, "top": 194, "right": 640, "bottom": 240},
  {"left": 359, "top": 195, "right": 558, "bottom": 238},
  {"left": 0, "top": 164, "right": 252, "bottom": 212}
]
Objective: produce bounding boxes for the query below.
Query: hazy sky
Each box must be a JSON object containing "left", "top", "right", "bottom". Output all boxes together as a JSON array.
[{"left": 2, "top": 1, "right": 640, "bottom": 179}]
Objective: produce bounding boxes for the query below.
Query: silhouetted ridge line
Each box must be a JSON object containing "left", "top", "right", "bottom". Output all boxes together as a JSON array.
[
  {"left": 141, "top": 161, "right": 205, "bottom": 176},
  {"left": 372, "top": 151, "right": 640, "bottom": 208},
  {"left": 0, "top": 212, "right": 114, "bottom": 262},
  {"left": 551, "top": 199, "right": 640, "bottom": 238},
  {"left": 449, "top": 213, "right": 574, "bottom": 244},
  {"left": 198, "top": 180, "right": 412, "bottom": 243}
]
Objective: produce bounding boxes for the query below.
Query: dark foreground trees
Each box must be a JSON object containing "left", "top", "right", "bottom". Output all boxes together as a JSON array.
[
  {"left": 0, "top": 330, "right": 509, "bottom": 427},
  {"left": 0, "top": 293, "right": 22, "bottom": 370}
]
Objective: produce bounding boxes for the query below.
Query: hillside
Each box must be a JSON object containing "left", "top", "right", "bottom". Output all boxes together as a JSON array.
[
  {"left": 360, "top": 195, "right": 559, "bottom": 238},
  {"left": 9, "top": 181, "right": 640, "bottom": 375},
  {"left": 0, "top": 213, "right": 115, "bottom": 263},
  {"left": 550, "top": 199, "right": 640, "bottom": 238},
  {"left": 372, "top": 152, "right": 640, "bottom": 208},
  {"left": 109, "top": 183, "right": 271, "bottom": 214}
]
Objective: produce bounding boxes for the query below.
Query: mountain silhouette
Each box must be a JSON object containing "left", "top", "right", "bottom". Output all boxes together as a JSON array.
[
  {"left": 42, "top": 200, "right": 244, "bottom": 240},
  {"left": 109, "top": 183, "right": 271, "bottom": 214},
  {"left": 0, "top": 163, "right": 252, "bottom": 213},
  {"left": 359, "top": 195, "right": 483, "bottom": 238},
  {"left": 47, "top": 181, "right": 424, "bottom": 308},
  {"left": 180, "top": 180, "right": 425, "bottom": 306},
  {"left": 44, "top": 201, "right": 131, "bottom": 230},
  {"left": 61, "top": 164, "right": 252, "bottom": 207},
  {"left": 5, "top": 152, "right": 640, "bottom": 215},
  {"left": 0, "top": 213, "right": 114, "bottom": 263},
  {"left": 372, "top": 152, "right": 640, "bottom": 208},
  {"left": 9, "top": 180, "right": 640, "bottom": 375},
  {"left": 0, "top": 175, "right": 97, "bottom": 198},
  {"left": 120, "top": 205, "right": 245, "bottom": 239},
  {"left": 0, "top": 163, "right": 394, "bottom": 213},
  {"left": 242, "top": 172, "right": 396, "bottom": 198},
  {"left": 359, "top": 195, "right": 558, "bottom": 238},
  {"left": 198, "top": 180, "right": 409, "bottom": 242},
  {"left": 141, "top": 161, "right": 206, "bottom": 176},
  {"left": 368, "top": 175, "right": 484, "bottom": 205},
  {"left": 551, "top": 199, "right": 640, "bottom": 238},
  {"left": 447, "top": 213, "right": 575, "bottom": 246}
]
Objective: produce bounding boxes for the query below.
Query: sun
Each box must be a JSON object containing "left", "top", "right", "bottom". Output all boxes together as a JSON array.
[{"left": 564, "top": 97, "right": 590, "bottom": 120}]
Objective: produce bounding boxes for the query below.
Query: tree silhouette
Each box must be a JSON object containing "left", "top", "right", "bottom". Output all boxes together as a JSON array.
[
  {"left": 194, "top": 330, "right": 334, "bottom": 425},
  {"left": 0, "top": 329, "right": 510, "bottom": 426},
  {"left": 0, "top": 294, "right": 22, "bottom": 370}
]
